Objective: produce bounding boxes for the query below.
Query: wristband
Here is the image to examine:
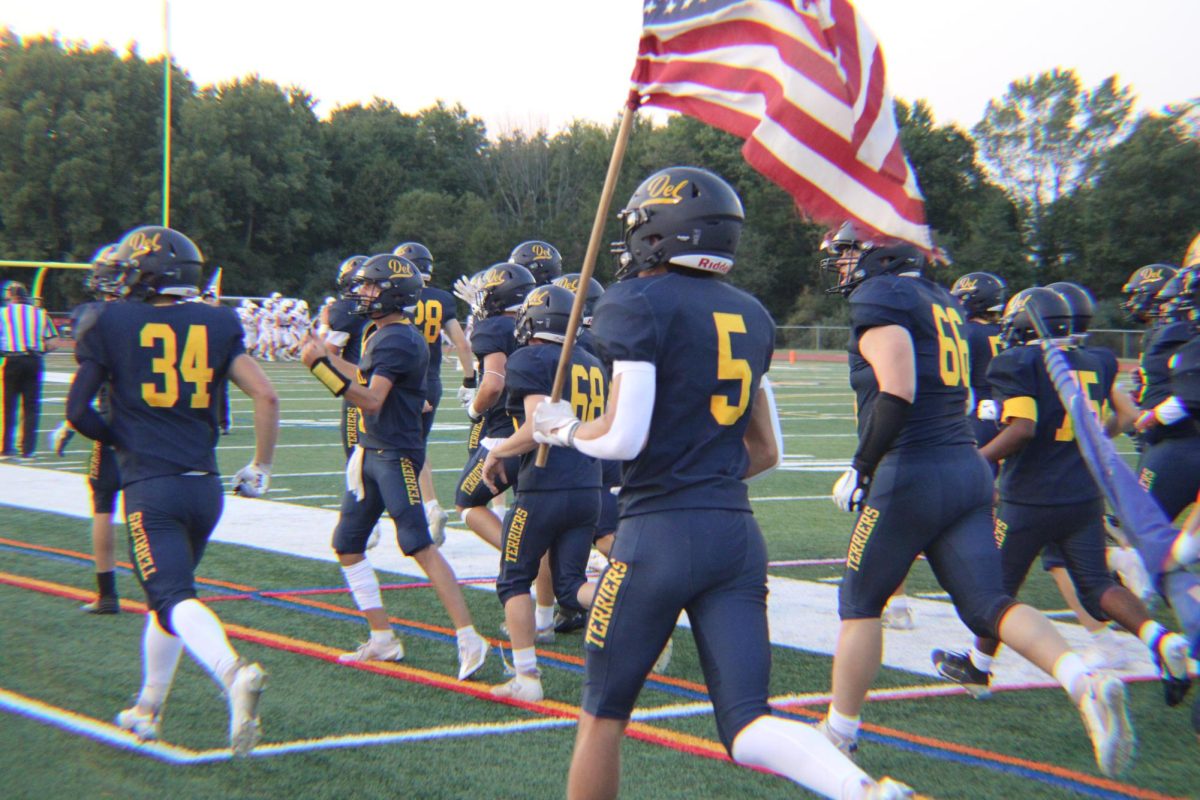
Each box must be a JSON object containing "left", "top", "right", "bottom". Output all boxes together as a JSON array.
[
  {"left": 310, "top": 356, "right": 349, "bottom": 396},
  {"left": 463, "top": 375, "right": 477, "bottom": 389}
]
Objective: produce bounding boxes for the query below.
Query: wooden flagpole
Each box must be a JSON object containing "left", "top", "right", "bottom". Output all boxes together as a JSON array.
[{"left": 535, "top": 90, "right": 641, "bottom": 467}]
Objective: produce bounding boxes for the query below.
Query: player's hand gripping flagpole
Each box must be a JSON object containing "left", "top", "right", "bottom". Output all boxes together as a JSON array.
[{"left": 535, "top": 90, "right": 640, "bottom": 467}]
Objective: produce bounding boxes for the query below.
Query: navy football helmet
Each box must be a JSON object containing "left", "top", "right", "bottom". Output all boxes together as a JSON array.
[
  {"left": 825, "top": 243, "right": 925, "bottom": 297},
  {"left": 509, "top": 240, "right": 563, "bottom": 285},
  {"left": 515, "top": 284, "right": 577, "bottom": 345},
  {"left": 613, "top": 166, "right": 744, "bottom": 281},
  {"left": 552, "top": 273, "right": 605, "bottom": 324},
  {"left": 1000, "top": 287, "right": 1072, "bottom": 347},
  {"left": 347, "top": 254, "right": 423, "bottom": 318},
  {"left": 477, "top": 262, "right": 536, "bottom": 318},
  {"left": 951, "top": 272, "right": 1007, "bottom": 317},
  {"left": 86, "top": 243, "right": 121, "bottom": 297},
  {"left": 105, "top": 225, "right": 205, "bottom": 300},
  {"left": 1121, "top": 264, "right": 1177, "bottom": 323},
  {"left": 1045, "top": 281, "right": 1095, "bottom": 335},
  {"left": 336, "top": 255, "right": 368, "bottom": 291},
  {"left": 393, "top": 242, "right": 434, "bottom": 281}
]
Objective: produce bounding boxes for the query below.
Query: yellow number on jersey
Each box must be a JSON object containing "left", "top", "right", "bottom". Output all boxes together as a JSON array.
[
  {"left": 932, "top": 305, "right": 970, "bottom": 388},
  {"left": 139, "top": 324, "right": 213, "bottom": 409},
  {"left": 711, "top": 312, "right": 752, "bottom": 426},
  {"left": 569, "top": 364, "right": 606, "bottom": 422},
  {"left": 1054, "top": 370, "right": 1107, "bottom": 441},
  {"left": 413, "top": 299, "right": 443, "bottom": 344}
]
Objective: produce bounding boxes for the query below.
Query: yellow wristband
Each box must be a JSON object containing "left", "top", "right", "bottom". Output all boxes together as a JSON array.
[{"left": 311, "top": 357, "right": 349, "bottom": 396}]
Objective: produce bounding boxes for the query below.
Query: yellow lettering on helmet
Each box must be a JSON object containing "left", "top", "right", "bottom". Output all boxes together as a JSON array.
[
  {"left": 128, "top": 232, "right": 163, "bottom": 258},
  {"left": 388, "top": 259, "right": 413, "bottom": 278},
  {"left": 641, "top": 175, "right": 689, "bottom": 206},
  {"left": 958, "top": 277, "right": 978, "bottom": 292},
  {"left": 532, "top": 244, "right": 552, "bottom": 259},
  {"left": 526, "top": 287, "right": 549, "bottom": 307},
  {"left": 482, "top": 269, "right": 506, "bottom": 289},
  {"left": 558, "top": 276, "right": 580, "bottom": 292}
]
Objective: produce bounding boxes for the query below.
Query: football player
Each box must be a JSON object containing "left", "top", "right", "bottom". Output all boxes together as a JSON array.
[
  {"left": 949, "top": 271, "right": 1007, "bottom": 451},
  {"left": 535, "top": 167, "right": 914, "bottom": 800},
  {"left": 324, "top": 256, "right": 370, "bottom": 458},
  {"left": 820, "top": 238, "right": 1135, "bottom": 778},
  {"left": 300, "top": 254, "right": 487, "bottom": 679},
  {"left": 479, "top": 284, "right": 607, "bottom": 701},
  {"left": 931, "top": 288, "right": 1190, "bottom": 707},
  {"left": 453, "top": 262, "right": 536, "bottom": 550},
  {"left": 393, "top": 242, "right": 476, "bottom": 545},
  {"left": 510, "top": 240, "right": 563, "bottom": 286},
  {"left": 66, "top": 224, "right": 277, "bottom": 756}
]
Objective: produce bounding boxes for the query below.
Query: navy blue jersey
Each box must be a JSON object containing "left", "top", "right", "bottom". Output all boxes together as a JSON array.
[
  {"left": 1136, "top": 321, "right": 1197, "bottom": 411},
  {"left": 354, "top": 320, "right": 428, "bottom": 455},
  {"left": 504, "top": 342, "right": 605, "bottom": 492},
  {"left": 989, "top": 344, "right": 1117, "bottom": 505},
  {"left": 965, "top": 320, "right": 1003, "bottom": 405},
  {"left": 470, "top": 314, "right": 519, "bottom": 438},
  {"left": 414, "top": 286, "right": 458, "bottom": 377},
  {"left": 328, "top": 298, "right": 369, "bottom": 365},
  {"left": 591, "top": 271, "right": 773, "bottom": 517},
  {"left": 72, "top": 301, "right": 114, "bottom": 415},
  {"left": 74, "top": 301, "right": 244, "bottom": 484},
  {"left": 847, "top": 275, "right": 975, "bottom": 450},
  {"left": 575, "top": 327, "right": 600, "bottom": 360}
]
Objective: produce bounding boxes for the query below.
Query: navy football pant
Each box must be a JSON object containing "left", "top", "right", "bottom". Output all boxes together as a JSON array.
[
  {"left": 1137, "top": 436, "right": 1200, "bottom": 522},
  {"left": 333, "top": 449, "right": 431, "bottom": 556},
  {"left": 88, "top": 440, "right": 121, "bottom": 514},
  {"left": 496, "top": 488, "right": 599, "bottom": 612}
]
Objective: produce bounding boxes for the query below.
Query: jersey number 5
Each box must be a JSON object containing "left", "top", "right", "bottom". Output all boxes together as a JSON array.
[
  {"left": 712, "top": 312, "right": 752, "bottom": 426},
  {"left": 932, "top": 305, "right": 970, "bottom": 388},
  {"left": 140, "top": 323, "right": 214, "bottom": 409}
]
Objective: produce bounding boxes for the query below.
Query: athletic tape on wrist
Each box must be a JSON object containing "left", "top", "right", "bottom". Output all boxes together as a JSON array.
[{"left": 310, "top": 357, "right": 349, "bottom": 396}]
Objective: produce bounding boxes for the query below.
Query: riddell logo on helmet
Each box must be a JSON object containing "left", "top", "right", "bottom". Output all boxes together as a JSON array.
[{"left": 642, "top": 175, "right": 688, "bottom": 206}]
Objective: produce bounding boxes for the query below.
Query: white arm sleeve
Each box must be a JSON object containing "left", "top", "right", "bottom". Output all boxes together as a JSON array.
[
  {"left": 745, "top": 375, "right": 784, "bottom": 482},
  {"left": 573, "top": 361, "right": 655, "bottom": 461}
]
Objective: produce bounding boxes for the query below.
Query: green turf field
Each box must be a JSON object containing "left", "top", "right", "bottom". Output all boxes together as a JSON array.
[{"left": 0, "top": 351, "right": 1195, "bottom": 800}]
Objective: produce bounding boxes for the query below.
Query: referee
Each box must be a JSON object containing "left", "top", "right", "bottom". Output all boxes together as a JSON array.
[{"left": 0, "top": 281, "right": 60, "bottom": 458}]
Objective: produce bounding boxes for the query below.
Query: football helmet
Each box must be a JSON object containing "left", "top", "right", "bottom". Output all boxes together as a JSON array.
[
  {"left": 824, "top": 243, "right": 925, "bottom": 297},
  {"left": 612, "top": 166, "right": 744, "bottom": 281},
  {"left": 509, "top": 240, "right": 563, "bottom": 285},
  {"left": 951, "top": 272, "right": 1007, "bottom": 317},
  {"left": 393, "top": 242, "right": 434, "bottom": 281},
  {"left": 1046, "top": 281, "right": 1095, "bottom": 335},
  {"left": 87, "top": 243, "right": 121, "bottom": 297},
  {"left": 476, "top": 262, "right": 536, "bottom": 318},
  {"left": 515, "top": 284, "right": 577, "bottom": 345},
  {"left": 552, "top": 273, "right": 605, "bottom": 324},
  {"left": 1121, "top": 264, "right": 1177, "bottom": 324},
  {"left": 1000, "top": 287, "right": 1072, "bottom": 347},
  {"left": 347, "top": 254, "right": 424, "bottom": 318},
  {"left": 104, "top": 225, "right": 205, "bottom": 300},
  {"left": 336, "top": 255, "right": 369, "bottom": 291}
]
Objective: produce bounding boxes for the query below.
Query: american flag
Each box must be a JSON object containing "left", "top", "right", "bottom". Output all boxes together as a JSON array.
[{"left": 632, "top": 0, "right": 932, "bottom": 249}]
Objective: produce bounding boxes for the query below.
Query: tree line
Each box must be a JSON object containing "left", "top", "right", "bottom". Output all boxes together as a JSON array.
[{"left": 1, "top": 31, "right": 1197, "bottom": 327}]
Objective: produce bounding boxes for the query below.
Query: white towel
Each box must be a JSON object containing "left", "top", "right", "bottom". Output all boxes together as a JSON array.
[{"left": 346, "top": 445, "right": 365, "bottom": 501}]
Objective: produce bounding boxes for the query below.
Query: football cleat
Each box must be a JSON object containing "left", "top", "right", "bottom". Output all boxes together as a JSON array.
[
  {"left": 427, "top": 503, "right": 449, "bottom": 548},
  {"left": 457, "top": 632, "right": 488, "bottom": 681},
  {"left": 1150, "top": 630, "right": 1192, "bottom": 706},
  {"left": 498, "top": 621, "right": 555, "bottom": 645},
  {"left": 226, "top": 661, "right": 266, "bottom": 757},
  {"left": 337, "top": 636, "right": 405, "bottom": 664},
  {"left": 115, "top": 705, "right": 161, "bottom": 741},
  {"left": 863, "top": 777, "right": 916, "bottom": 800},
  {"left": 1076, "top": 672, "right": 1135, "bottom": 778},
  {"left": 931, "top": 649, "right": 992, "bottom": 699},
  {"left": 553, "top": 608, "right": 587, "bottom": 634},
  {"left": 80, "top": 596, "right": 120, "bottom": 615},
  {"left": 652, "top": 637, "right": 673, "bottom": 675},
  {"left": 814, "top": 716, "right": 858, "bottom": 758},
  {"left": 1106, "top": 547, "right": 1153, "bottom": 603},
  {"left": 490, "top": 671, "right": 544, "bottom": 702}
]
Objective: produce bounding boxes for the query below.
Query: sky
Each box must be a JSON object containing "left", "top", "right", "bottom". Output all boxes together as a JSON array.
[{"left": 4, "top": 0, "right": 1198, "bottom": 135}]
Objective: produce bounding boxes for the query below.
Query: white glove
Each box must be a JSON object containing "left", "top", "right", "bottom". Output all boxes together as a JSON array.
[
  {"left": 457, "top": 385, "right": 477, "bottom": 408},
  {"left": 233, "top": 462, "right": 271, "bottom": 498},
  {"left": 976, "top": 399, "right": 998, "bottom": 421},
  {"left": 832, "top": 467, "right": 870, "bottom": 513},
  {"left": 51, "top": 422, "right": 75, "bottom": 457},
  {"left": 453, "top": 275, "right": 480, "bottom": 310},
  {"left": 532, "top": 399, "right": 581, "bottom": 448}
]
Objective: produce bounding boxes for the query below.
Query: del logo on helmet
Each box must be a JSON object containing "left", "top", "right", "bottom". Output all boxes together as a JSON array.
[
  {"left": 531, "top": 244, "right": 553, "bottom": 259},
  {"left": 525, "top": 287, "right": 549, "bottom": 307},
  {"left": 957, "top": 277, "right": 978, "bottom": 292},
  {"left": 129, "top": 232, "right": 162, "bottom": 257},
  {"left": 388, "top": 259, "right": 413, "bottom": 278},
  {"left": 643, "top": 175, "right": 688, "bottom": 206}
]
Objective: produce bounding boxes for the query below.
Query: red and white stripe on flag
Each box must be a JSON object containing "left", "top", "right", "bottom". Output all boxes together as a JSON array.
[{"left": 632, "top": 0, "right": 932, "bottom": 250}]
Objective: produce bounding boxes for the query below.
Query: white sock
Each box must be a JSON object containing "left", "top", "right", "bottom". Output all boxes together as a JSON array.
[
  {"left": 512, "top": 646, "right": 538, "bottom": 675},
  {"left": 370, "top": 628, "right": 396, "bottom": 644},
  {"left": 1052, "top": 651, "right": 1090, "bottom": 702},
  {"left": 1137, "top": 620, "right": 1167, "bottom": 649},
  {"left": 1089, "top": 625, "right": 1118, "bottom": 646},
  {"left": 826, "top": 706, "right": 860, "bottom": 740},
  {"left": 424, "top": 499, "right": 441, "bottom": 514},
  {"left": 535, "top": 604, "right": 555, "bottom": 630},
  {"left": 138, "top": 615, "right": 184, "bottom": 710},
  {"left": 170, "top": 599, "right": 239, "bottom": 690},
  {"left": 731, "top": 714, "right": 871, "bottom": 800},
  {"left": 342, "top": 559, "right": 383, "bottom": 611},
  {"left": 969, "top": 647, "right": 994, "bottom": 673},
  {"left": 455, "top": 625, "right": 480, "bottom": 644}
]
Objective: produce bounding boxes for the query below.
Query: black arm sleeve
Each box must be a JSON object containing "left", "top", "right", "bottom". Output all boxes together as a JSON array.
[
  {"left": 851, "top": 391, "right": 912, "bottom": 477},
  {"left": 66, "top": 360, "right": 116, "bottom": 445}
]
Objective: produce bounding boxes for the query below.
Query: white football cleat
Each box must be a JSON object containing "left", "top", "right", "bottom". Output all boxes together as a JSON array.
[
  {"left": 1076, "top": 672, "right": 1136, "bottom": 778},
  {"left": 814, "top": 716, "right": 858, "bottom": 758},
  {"left": 863, "top": 777, "right": 915, "bottom": 800},
  {"left": 427, "top": 503, "right": 449, "bottom": 547},
  {"left": 338, "top": 636, "right": 405, "bottom": 664},
  {"left": 457, "top": 632, "right": 488, "bottom": 680},
  {"left": 881, "top": 596, "right": 916, "bottom": 630},
  {"left": 226, "top": 661, "right": 267, "bottom": 757},
  {"left": 115, "top": 705, "right": 161, "bottom": 741},
  {"left": 490, "top": 671, "right": 543, "bottom": 702},
  {"left": 1106, "top": 546, "right": 1153, "bottom": 602}
]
